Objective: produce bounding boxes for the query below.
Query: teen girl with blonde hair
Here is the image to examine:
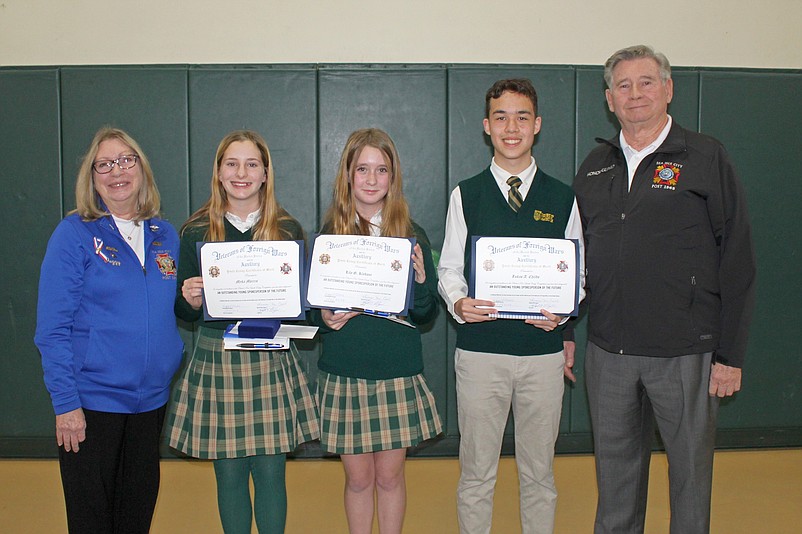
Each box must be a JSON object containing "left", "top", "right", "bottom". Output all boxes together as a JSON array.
[{"left": 166, "top": 130, "right": 319, "bottom": 534}]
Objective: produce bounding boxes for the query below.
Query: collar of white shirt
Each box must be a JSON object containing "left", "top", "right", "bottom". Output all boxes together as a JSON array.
[
  {"left": 367, "top": 210, "right": 382, "bottom": 237},
  {"left": 353, "top": 210, "right": 383, "bottom": 237},
  {"left": 225, "top": 209, "right": 261, "bottom": 233},
  {"left": 620, "top": 115, "right": 673, "bottom": 189},
  {"left": 489, "top": 156, "right": 538, "bottom": 201}
]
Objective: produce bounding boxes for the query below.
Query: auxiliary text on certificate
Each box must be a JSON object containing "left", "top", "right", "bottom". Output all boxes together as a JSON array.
[
  {"left": 470, "top": 236, "right": 580, "bottom": 319},
  {"left": 198, "top": 240, "right": 305, "bottom": 320},
  {"left": 306, "top": 234, "right": 414, "bottom": 315}
]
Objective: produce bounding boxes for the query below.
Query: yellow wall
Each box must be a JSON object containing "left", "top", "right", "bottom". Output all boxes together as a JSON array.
[{"left": 1, "top": 0, "right": 800, "bottom": 68}]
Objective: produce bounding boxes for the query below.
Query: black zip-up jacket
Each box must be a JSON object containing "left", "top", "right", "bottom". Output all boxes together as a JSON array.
[{"left": 573, "top": 121, "right": 756, "bottom": 368}]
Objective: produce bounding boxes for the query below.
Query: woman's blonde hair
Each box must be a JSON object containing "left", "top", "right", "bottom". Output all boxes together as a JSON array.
[
  {"left": 323, "top": 128, "right": 413, "bottom": 237},
  {"left": 183, "top": 130, "right": 294, "bottom": 241},
  {"left": 74, "top": 127, "right": 160, "bottom": 222}
]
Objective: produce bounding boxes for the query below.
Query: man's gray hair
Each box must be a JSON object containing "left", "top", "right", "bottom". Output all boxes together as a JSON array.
[{"left": 603, "top": 45, "right": 672, "bottom": 89}]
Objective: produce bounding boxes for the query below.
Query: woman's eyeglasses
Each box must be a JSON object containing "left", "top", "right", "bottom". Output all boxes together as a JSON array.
[{"left": 92, "top": 155, "right": 139, "bottom": 174}]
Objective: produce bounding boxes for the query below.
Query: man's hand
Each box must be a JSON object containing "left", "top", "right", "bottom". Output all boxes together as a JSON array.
[
  {"left": 563, "top": 341, "right": 577, "bottom": 382},
  {"left": 454, "top": 297, "right": 496, "bottom": 323},
  {"left": 709, "top": 362, "right": 742, "bottom": 397},
  {"left": 525, "top": 309, "right": 563, "bottom": 332}
]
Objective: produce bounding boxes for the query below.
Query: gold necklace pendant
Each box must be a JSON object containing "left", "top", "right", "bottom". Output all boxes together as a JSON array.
[{"left": 117, "top": 221, "right": 139, "bottom": 241}]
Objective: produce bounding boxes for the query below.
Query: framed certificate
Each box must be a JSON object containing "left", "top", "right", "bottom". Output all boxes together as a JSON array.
[
  {"left": 469, "top": 236, "right": 580, "bottom": 319},
  {"left": 198, "top": 240, "right": 306, "bottom": 320},
  {"left": 305, "top": 234, "right": 415, "bottom": 315}
]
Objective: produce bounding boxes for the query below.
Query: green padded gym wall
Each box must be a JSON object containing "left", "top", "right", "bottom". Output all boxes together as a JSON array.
[{"left": 1, "top": 64, "right": 799, "bottom": 457}]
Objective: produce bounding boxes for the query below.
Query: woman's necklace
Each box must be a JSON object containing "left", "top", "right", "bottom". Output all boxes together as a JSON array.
[
  {"left": 115, "top": 218, "right": 142, "bottom": 242},
  {"left": 112, "top": 216, "right": 146, "bottom": 267}
]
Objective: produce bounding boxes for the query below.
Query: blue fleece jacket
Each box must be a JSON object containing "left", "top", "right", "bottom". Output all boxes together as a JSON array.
[{"left": 35, "top": 213, "right": 184, "bottom": 415}]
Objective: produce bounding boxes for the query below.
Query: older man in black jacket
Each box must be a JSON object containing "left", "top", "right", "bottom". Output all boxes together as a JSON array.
[{"left": 573, "top": 45, "right": 756, "bottom": 534}]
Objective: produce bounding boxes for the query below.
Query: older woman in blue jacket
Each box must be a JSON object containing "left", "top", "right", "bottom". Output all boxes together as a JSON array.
[{"left": 35, "top": 127, "right": 183, "bottom": 534}]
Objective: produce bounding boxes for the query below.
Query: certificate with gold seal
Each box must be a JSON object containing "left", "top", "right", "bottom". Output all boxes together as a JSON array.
[
  {"left": 305, "top": 234, "right": 415, "bottom": 315},
  {"left": 198, "top": 240, "right": 306, "bottom": 320},
  {"left": 469, "top": 236, "right": 580, "bottom": 319}
]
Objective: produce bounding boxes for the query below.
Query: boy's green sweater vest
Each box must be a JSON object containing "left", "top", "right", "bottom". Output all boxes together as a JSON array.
[{"left": 457, "top": 167, "right": 575, "bottom": 356}]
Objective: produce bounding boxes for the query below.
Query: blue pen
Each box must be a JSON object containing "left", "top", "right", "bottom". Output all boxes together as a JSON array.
[
  {"left": 351, "top": 307, "right": 391, "bottom": 317},
  {"left": 237, "top": 343, "right": 284, "bottom": 349}
]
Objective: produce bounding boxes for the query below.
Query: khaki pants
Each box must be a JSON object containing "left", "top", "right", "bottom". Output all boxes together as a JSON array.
[{"left": 455, "top": 349, "right": 565, "bottom": 534}]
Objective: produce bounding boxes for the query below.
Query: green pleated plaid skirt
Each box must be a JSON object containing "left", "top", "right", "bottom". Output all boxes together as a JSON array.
[
  {"left": 318, "top": 370, "right": 443, "bottom": 455},
  {"left": 167, "top": 326, "right": 320, "bottom": 459}
]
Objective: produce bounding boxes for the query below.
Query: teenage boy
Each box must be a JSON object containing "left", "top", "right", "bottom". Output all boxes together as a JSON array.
[{"left": 438, "top": 78, "right": 585, "bottom": 534}]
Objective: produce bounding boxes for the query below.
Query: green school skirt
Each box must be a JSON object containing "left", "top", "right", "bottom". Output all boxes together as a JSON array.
[
  {"left": 167, "top": 326, "right": 320, "bottom": 459},
  {"left": 318, "top": 370, "right": 442, "bottom": 455}
]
